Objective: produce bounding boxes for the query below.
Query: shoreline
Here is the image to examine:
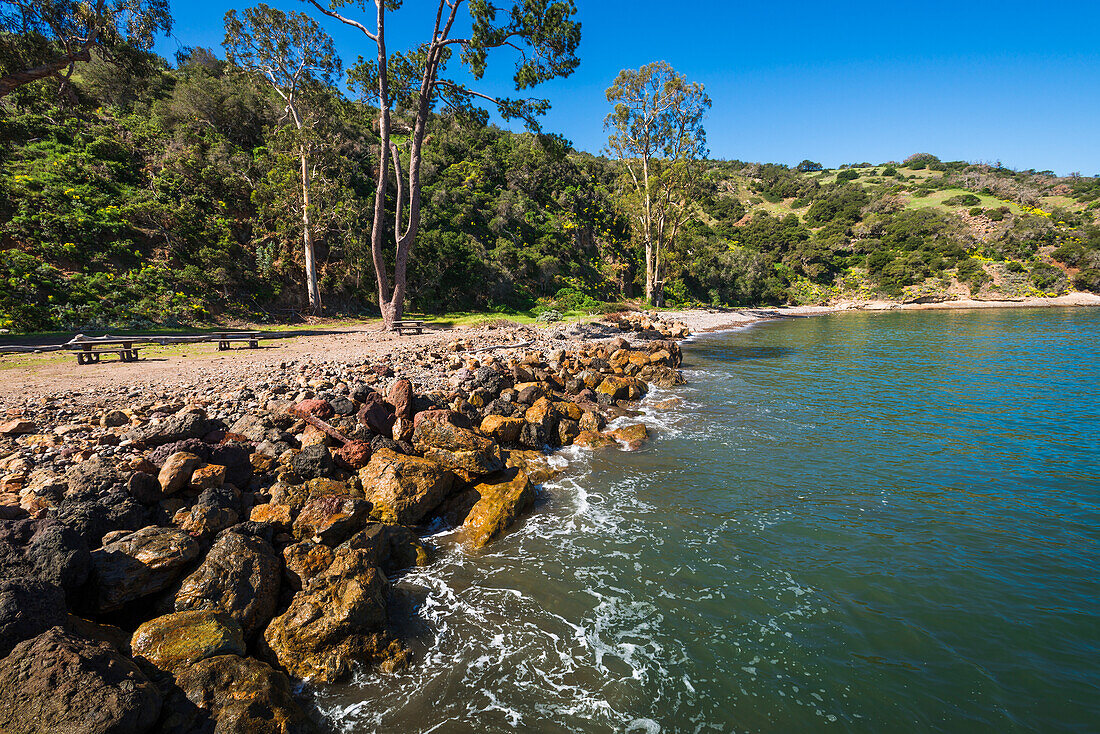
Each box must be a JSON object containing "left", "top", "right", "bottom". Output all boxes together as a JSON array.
[
  {"left": 665, "top": 291, "right": 1100, "bottom": 334},
  {"left": 0, "top": 317, "right": 689, "bottom": 732}
]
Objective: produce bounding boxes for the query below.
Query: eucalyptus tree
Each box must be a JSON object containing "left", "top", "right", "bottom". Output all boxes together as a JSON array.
[
  {"left": 605, "top": 61, "right": 710, "bottom": 305},
  {"left": 302, "top": 0, "right": 581, "bottom": 326},
  {"left": 223, "top": 4, "right": 341, "bottom": 312},
  {"left": 0, "top": 0, "right": 171, "bottom": 98}
]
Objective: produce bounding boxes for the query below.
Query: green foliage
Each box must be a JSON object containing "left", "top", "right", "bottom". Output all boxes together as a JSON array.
[
  {"left": 943, "top": 193, "right": 982, "bottom": 207},
  {"left": 836, "top": 169, "right": 860, "bottom": 182},
  {"left": 795, "top": 160, "right": 823, "bottom": 173}
]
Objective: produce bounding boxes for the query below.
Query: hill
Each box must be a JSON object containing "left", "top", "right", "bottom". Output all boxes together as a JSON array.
[{"left": 2, "top": 52, "right": 1099, "bottom": 333}]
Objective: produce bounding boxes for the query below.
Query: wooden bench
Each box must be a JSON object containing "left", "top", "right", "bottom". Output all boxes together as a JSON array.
[
  {"left": 207, "top": 331, "right": 262, "bottom": 350},
  {"left": 63, "top": 337, "right": 143, "bottom": 365},
  {"left": 391, "top": 320, "right": 425, "bottom": 335}
]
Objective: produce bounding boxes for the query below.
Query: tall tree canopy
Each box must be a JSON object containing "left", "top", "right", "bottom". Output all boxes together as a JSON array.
[
  {"left": 303, "top": 0, "right": 582, "bottom": 326},
  {"left": 0, "top": 0, "right": 171, "bottom": 97},
  {"left": 223, "top": 4, "right": 341, "bottom": 312},
  {"left": 606, "top": 60, "right": 710, "bottom": 305}
]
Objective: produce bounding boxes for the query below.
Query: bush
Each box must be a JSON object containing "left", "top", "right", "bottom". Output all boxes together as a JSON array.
[
  {"left": 1030, "top": 263, "right": 1067, "bottom": 292},
  {"left": 969, "top": 207, "right": 984, "bottom": 216},
  {"left": 943, "top": 194, "right": 982, "bottom": 207},
  {"left": 795, "top": 160, "right": 823, "bottom": 173},
  {"left": 882, "top": 166, "right": 898, "bottom": 177},
  {"left": 904, "top": 153, "right": 941, "bottom": 168},
  {"left": 1072, "top": 269, "right": 1100, "bottom": 293},
  {"left": 987, "top": 208, "right": 1006, "bottom": 221},
  {"left": 1006, "top": 261, "right": 1026, "bottom": 274},
  {"left": 836, "top": 169, "right": 860, "bottom": 182},
  {"left": 535, "top": 309, "right": 563, "bottom": 323}
]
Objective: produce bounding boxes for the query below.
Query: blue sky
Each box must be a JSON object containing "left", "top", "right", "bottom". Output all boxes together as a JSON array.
[{"left": 156, "top": 0, "right": 1100, "bottom": 175}]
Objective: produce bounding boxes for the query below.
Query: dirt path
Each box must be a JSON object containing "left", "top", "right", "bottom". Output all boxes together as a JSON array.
[{"left": 0, "top": 324, "right": 460, "bottom": 404}]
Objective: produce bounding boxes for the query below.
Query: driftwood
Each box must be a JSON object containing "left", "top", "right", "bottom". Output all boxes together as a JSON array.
[
  {"left": 299, "top": 413, "right": 352, "bottom": 445},
  {"left": 472, "top": 340, "right": 532, "bottom": 354}
]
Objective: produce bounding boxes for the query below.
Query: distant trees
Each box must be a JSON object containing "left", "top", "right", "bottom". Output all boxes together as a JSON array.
[
  {"left": 0, "top": 0, "right": 171, "bottom": 97},
  {"left": 301, "top": 0, "right": 581, "bottom": 327},
  {"left": 795, "top": 159, "right": 823, "bottom": 172},
  {"left": 605, "top": 61, "right": 710, "bottom": 305},
  {"left": 223, "top": 4, "right": 341, "bottom": 313}
]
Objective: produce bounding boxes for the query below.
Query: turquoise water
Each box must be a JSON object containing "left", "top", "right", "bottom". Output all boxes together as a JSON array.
[{"left": 322, "top": 308, "right": 1100, "bottom": 733}]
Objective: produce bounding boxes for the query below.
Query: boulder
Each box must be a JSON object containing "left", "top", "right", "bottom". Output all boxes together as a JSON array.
[
  {"left": 148, "top": 439, "right": 211, "bottom": 468},
  {"left": 268, "top": 477, "right": 348, "bottom": 516},
  {"left": 131, "top": 610, "right": 245, "bottom": 673},
  {"left": 261, "top": 547, "right": 391, "bottom": 682},
  {"left": 503, "top": 450, "right": 562, "bottom": 485},
  {"left": 293, "top": 399, "right": 334, "bottom": 421},
  {"left": 292, "top": 493, "right": 370, "bottom": 545},
  {"left": 90, "top": 526, "right": 201, "bottom": 613},
  {"left": 524, "top": 398, "right": 561, "bottom": 442},
  {"left": 342, "top": 523, "right": 428, "bottom": 575},
  {"left": 573, "top": 430, "right": 618, "bottom": 449},
  {"left": 334, "top": 440, "right": 372, "bottom": 470},
  {"left": 479, "top": 414, "right": 525, "bottom": 445},
  {"left": 448, "top": 468, "right": 535, "bottom": 549},
  {"left": 596, "top": 376, "right": 632, "bottom": 401},
  {"left": 0, "top": 420, "right": 36, "bottom": 436},
  {"left": 289, "top": 444, "right": 337, "bottom": 481},
  {"left": 249, "top": 503, "right": 292, "bottom": 528},
  {"left": 174, "top": 485, "right": 241, "bottom": 540},
  {"left": 0, "top": 627, "right": 161, "bottom": 734},
  {"left": 52, "top": 489, "right": 148, "bottom": 548},
  {"left": 127, "top": 411, "right": 219, "bottom": 448},
  {"left": 413, "top": 414, "right": 503, "bottom": 481},
  {"left": 190, "top": 463, "right": 226, "bottom": 490},
  {"left": 388, "top": 378, "right": 413, "bottom": 422},
  {"left": 175, "top": 530, "right": 281, "bottom": 639},
  {"left": 358, "top": 448, "right": 454, "bottom": 525},
  {"left": 518, "top": 422, "right": 548, "bottom": 450},
  {"left": 557, "top": 419, "right": 581, "bottom": 446},
  {"left": 127, "top": 472, "right": 161, "bottom": 504},
  {"left": 357, "top": 392, "right": 396, "bottom": 436},
  {"left": 610, "top": 423, "right": 649, "bottom": 450},
  {"left": 282, "top": 541, "right": 335, "bottom": 592},
  {"left": 0, "top": 577, "right": 66, "bottom": 657},
  {"left": 26, "top": 521, "right": 90, "bottom": 598},
  {"left": 158, "top": 452, "right": 202, "bottom": 495},
  {"left": 162, "top": 655, "right": 318, "bottom": 734}
]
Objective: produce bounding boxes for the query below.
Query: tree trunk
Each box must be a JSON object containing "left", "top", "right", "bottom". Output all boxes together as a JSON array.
[
  {"left": 299, "top": 147, "right": 321, "bottom": 312},
  {"left": 0, "top": 49, "right": 91, "bottom": 98}
]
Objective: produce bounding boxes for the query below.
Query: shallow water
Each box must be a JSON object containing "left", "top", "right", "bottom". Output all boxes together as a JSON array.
[{"left": 318, "top": 308, "right": 1100, "bottom": 733}]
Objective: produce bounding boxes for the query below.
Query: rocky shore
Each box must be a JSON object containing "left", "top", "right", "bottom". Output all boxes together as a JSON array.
[{"left": 0, "top": 310, "right": 690, "bottom": 733}]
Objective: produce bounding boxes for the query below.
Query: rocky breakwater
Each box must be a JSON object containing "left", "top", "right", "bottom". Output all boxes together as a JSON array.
[{"left": 0, "top": 324, "right": 685, "bottom": 732}]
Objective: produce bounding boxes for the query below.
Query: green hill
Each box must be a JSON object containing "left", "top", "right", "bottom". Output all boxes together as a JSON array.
[{"left": 2, "top": 52, "right": 1099, "bottom": 333}]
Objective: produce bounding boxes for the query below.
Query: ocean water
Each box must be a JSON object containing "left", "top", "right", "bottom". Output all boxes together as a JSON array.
[{"left": 318, "top": 308, "right": 1100, "bottom": 733}]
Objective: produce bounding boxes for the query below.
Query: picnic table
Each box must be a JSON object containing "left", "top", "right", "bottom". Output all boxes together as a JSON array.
[
  {"left": 208, "top": 331, "right": 262, "bottom": 350},
  {"left": 63, "top": 335, "right": 143, "bottom": 365},
  {"left": 391, "top": 320, "right": 425, "bottom": 335}
]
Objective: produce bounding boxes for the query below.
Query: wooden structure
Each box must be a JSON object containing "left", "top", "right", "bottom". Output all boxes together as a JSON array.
[
  {"left": 391, "top": 320, "right": 425, "bottom": 335},
  {"left": 63, "top": 336, "right": 143, "bottom": 365},
  {"left": 209, "top": 331, "right": 261, "bottom": 350}
]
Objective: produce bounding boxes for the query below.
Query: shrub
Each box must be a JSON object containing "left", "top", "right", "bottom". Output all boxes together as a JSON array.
[
  {"left": 904, "top": 153, "right": 941, "bottom": 168},
  {"left": 1030, "top": 263, "right": 1066, "bottom": 291},
  {"left": 987, "top": 208, "right": 1006, "bottom": 222},
  {"left": 943, "top": 194, "right": 982, "bottom": 207},
  {"left": 536, "top": 309, "right": 563, "bottom": 323},
  {"left": 836, "top": 169, "right": 860, "bottom": 182},
  {"left": 1072, "top": 269, "right": 1100, "bottom": 293},
  {"left": 969, "top": 207, "right": 984, "bottom": 216},
  {"left": 882, "top": 166, "right": 898, "bottom": 177},
  {"left": 1006, "top": 261, "right": 1026, "bottom": 274},
  {"left": 795, "top": 160, "right": 823, "bottom": 173}
]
